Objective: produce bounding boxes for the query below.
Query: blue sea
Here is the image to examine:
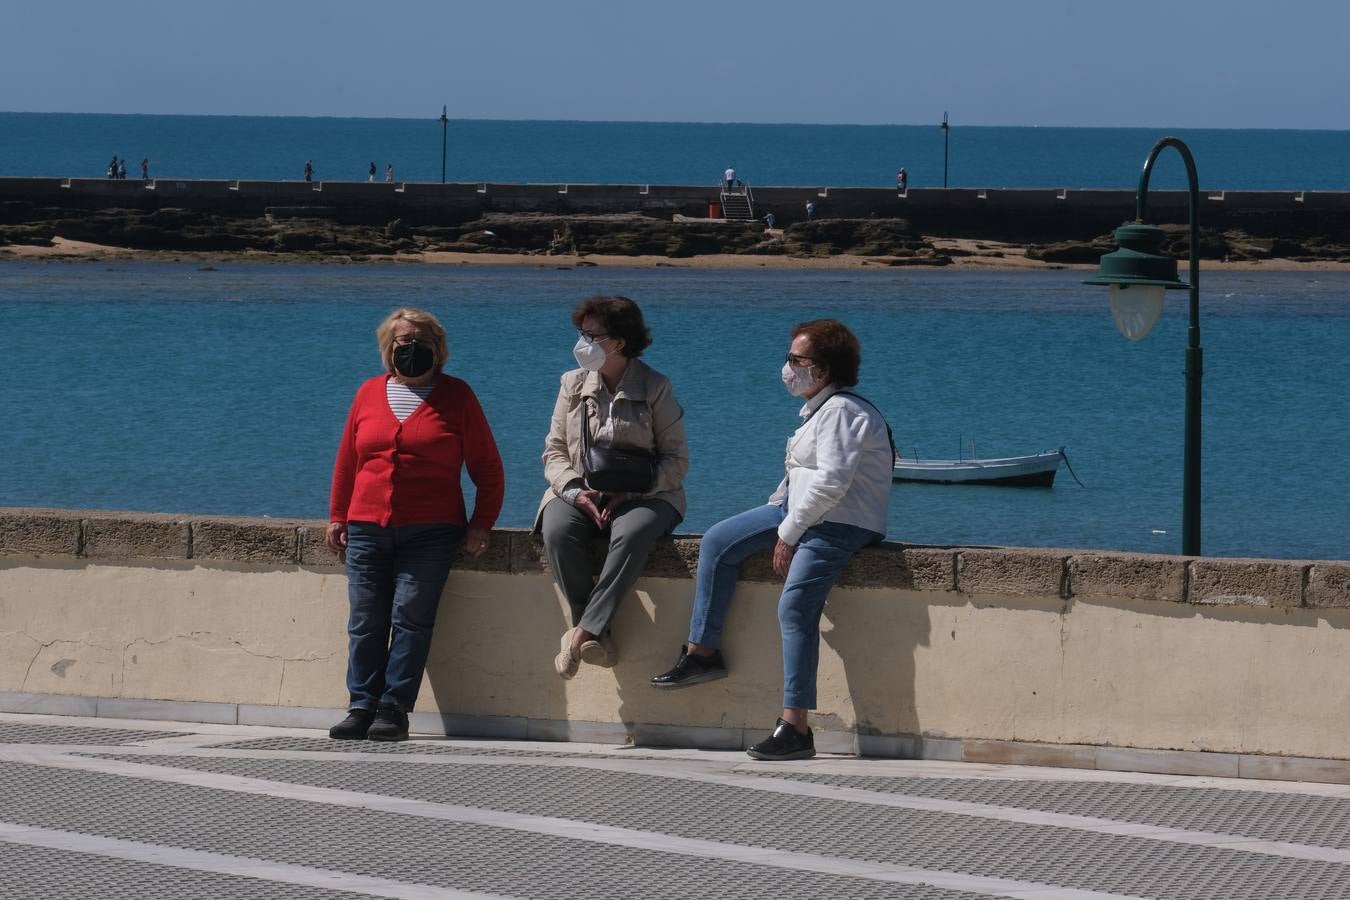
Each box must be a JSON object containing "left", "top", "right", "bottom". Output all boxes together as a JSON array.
[
  {"left": 1, "top": 262, "right": 1347, "bottom": 561},
  {"left": 3, "top": 112, "right": 1350, "bottom": 190}
]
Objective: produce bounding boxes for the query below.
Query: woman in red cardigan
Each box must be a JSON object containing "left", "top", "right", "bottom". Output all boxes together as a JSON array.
[{"left": 325, "top": 307, "right": 505, "bottom": 742}]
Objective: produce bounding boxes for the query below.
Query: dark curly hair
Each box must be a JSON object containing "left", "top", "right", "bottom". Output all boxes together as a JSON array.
[
  {"left": 571, "top": 295, "right": 652, "bottom": 358},
  {"left": 791, "top": 318, "right": 861, "bottom": 387}
]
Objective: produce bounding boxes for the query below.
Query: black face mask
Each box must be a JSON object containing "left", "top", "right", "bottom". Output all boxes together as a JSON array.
[{"left": 392, "top": 341, "right": 435, "bottom": 378}]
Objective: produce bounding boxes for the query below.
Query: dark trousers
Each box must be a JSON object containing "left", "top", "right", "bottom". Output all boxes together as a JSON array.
[{"left": 343, "top": 521, "right": 463, "bottom": 711}]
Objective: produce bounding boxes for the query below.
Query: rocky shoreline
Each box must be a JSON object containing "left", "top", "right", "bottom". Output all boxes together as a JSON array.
[{"left": 4, "top": 205, "right": 1350, "bottom": 269}]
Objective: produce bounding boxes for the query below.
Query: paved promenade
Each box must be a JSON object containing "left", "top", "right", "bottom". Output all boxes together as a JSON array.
[{"left": 3, "top": 713, "right": 1350, "bottom": 899}]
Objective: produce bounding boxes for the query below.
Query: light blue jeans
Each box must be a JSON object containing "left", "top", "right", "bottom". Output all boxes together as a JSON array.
[{"left": 687, "top": 504, "right": 882, "bottom": 709}]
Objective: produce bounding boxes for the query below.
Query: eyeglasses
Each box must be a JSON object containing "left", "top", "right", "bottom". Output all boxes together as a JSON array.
[
  {"left": 784, "top": 352, "right": 816, "bottom": 367},
  {"left": 393, "top": 336, "right": 429, "bottom": 347},
  {"left": 577, "top": 328, "right": 612, "bottom": 344}
]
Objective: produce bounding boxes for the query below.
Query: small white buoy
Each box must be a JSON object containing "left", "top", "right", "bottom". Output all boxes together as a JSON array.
[{"left": 1151, "top": 529, "right": 1167, "bottom": 535}]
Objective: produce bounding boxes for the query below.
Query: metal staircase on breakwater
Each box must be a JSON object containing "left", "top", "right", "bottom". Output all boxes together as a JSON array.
[{"left": 719, "top": 182, "right": 756, "bottom": 221}]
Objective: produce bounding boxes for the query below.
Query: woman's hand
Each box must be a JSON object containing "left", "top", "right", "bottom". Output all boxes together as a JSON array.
[
  {"left": 597, "top": 492, "right": 628, "bottom": 527},
  {"left": 324, "top": 522, "right": 348, "bottom": 554},
  {"left": 465, "top": 525, "right": 491, "bottom": 558},
  {"left": 772, "top": 539, "right": 797, "bottom": 578},
  {"left": 574, "top": 489, "right": 608, "bottom": 528}
]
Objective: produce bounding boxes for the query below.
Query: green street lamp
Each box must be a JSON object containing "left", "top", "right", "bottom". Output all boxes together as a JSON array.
[
  {"left": 439, "top": 105, "right": 449, "bottom": 184},
  {"left": 1084, "top": 136, "right": 1203, "bottom": 556}
]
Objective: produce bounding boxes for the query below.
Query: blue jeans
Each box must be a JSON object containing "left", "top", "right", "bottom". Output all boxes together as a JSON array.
[
  {"left": 344, "top": 521, "right": 463, "bottom": 712},
  {"left": 687, "top": 504, "right": 882, "bottom": 710}
]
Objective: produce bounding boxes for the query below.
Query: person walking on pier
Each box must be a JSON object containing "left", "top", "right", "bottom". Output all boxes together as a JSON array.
[
  {"left": 117, "top": 158, "right": 127, "bottom": 179},
  {"left": 368, "top": 161, "right": 377, "bottom": 182},
  {"left": 326, "top": 308, "right": 505, "bottom": 742},
  {"left": 650, "top": 319, "right": 893, "bottom": 761},
  {"left": 304, "top": 160, "right": 314, "bottom": 182},
  {"left": 539, "top": 295, "right": 689, "bottom": 679},
  {"left": 897, "top": 167, "right": 907, "bottom": 193},
  {"left": 385, "top": 163, "right": 394, "bottom": 183},
  {"left": 140, "top": 158, "right": 149, "bottom": 180},
  {"left": 724, "top": 166, "right": 736, "bottom": 190},
  {"left": 107, "top": 156, "right": 118, "bottom": 179}
]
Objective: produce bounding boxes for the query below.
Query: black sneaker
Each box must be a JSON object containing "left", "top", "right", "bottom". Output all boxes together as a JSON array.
[
  {"left": 649, "top": 646, "right": 728, "bottom": 689},
  {"left": 747, "top": 718, "right": 815, "bottom": 761},
  {"left": 366, "top": 703, "right": 409, "bottom": 742},
  {"left": 328, "top": 708, "right": 375, "bottom": 740}
]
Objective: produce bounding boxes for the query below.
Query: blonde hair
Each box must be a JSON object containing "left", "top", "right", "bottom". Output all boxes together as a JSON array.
[{"left": 375, "top": 308, "right": 450, "bottom": 374}]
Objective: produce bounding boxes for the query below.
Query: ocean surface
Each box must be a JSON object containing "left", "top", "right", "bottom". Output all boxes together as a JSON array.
[
  {"left": 3, "top": 112, "right": 1350, "bottom": 190},
  {"left": 1, "top": 261, "right": 1346, "bottom": 561}
]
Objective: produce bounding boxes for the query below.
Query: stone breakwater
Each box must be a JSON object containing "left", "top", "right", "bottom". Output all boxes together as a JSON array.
[{"left": 2, "top": 177, "right": 1350, "bottom": 261}]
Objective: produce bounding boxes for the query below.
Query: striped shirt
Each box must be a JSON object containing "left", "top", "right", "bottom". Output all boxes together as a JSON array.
[{"left": 386, "top": 378, "right": 434, "bottom": 422}]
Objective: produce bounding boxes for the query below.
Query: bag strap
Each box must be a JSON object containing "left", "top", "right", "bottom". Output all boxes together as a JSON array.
[
  {"left": 580, "top": 397, "right": 594, "bottom": 456},
  {"left": 830, "top": 390, "right": 898, "bottom": 461}
]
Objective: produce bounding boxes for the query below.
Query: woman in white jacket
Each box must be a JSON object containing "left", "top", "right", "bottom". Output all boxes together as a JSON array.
[{"left": 650, "top": 319, "right": 893, "bottom": 761}]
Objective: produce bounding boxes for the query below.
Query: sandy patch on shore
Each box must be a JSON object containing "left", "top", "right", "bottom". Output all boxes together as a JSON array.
[{"left": 4, "top": 237, "right": 1347, "bottom": 273}]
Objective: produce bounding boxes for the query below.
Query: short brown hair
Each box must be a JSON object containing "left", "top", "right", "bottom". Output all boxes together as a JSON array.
[
  {"left": 375, "top": 307, "right": 449, "bottom": 374},
  {"left": 571, "top": 295, "right": 652, "bottom": 358},
  {"left": 792, "top": 319, "right": 861, "bottom": 387}
]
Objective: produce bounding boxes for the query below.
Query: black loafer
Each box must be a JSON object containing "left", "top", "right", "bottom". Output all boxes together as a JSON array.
[
  {"left": 747, "top": 718, "right": 815, "bottom": 761},
  {"left": 650, "top": 646, "right": 728, "bottom": 689},
  {"left": 366, "top": 703, "right": 409, "bottom": 742},
  {"left": 328, "top": 708, "right": 375, "bottom": 740}
]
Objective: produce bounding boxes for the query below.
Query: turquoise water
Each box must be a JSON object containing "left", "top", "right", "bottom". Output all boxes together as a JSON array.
[
  {"left": 3, "top": 113, "right": 1350, "bottom": 189},
  {"left": 1, "top": 261, "right": 1346, "bottom": 560}
]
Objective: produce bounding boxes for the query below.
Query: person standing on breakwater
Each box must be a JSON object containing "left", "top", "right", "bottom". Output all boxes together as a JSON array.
[
  {"left": 117, "top": 159, "right": 127, "bottom": 179},
  {"left": 764, "top": 211, "right": 776, "bottom": 229},
  {"left": 897, "top": 167, "right": 907, "bottom": 192},
  {"left": 368, "top": 162, "right": 376, "bottom": 182},
  {"left": 140, "top": 158, "right": 149, "bottom": 180},
  {"left": 538, "top": 295, "right": 689, "bottom": 679},
  {"left": 385, "top": 163, "right": 394, "bottom": 183},
  {"left": 805, "top": 201, "right": 816, "bottom": 221},
  {"left": 326, "top": 308, "right": 505, "bottom": 742},
  {"left": 651, "top": 319, "right": 893, "bottom": 761},
  {"left": 724, "top": 166, "right": 736, "bottom": 190},
  {"left": 107, "top": 156, "right": 117, "bottom": 179},
  {"left": 304, "top": 160, "right": 314, "bottom": 182}
]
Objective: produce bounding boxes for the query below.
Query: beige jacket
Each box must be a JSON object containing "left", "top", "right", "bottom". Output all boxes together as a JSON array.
[{"left": 535, "top": 359, "right": 689, "bottom": 529}]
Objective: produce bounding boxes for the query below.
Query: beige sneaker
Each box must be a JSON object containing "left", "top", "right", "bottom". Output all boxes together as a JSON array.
[
  {"left": 579, "top": 633, "right": 616, "bottom": 668},
  {"left": 554, "top": 630, "right": 581, "bottom": 679}
]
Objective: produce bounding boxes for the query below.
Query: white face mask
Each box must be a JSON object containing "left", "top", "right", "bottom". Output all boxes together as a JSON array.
[
  {"left": 573, "top": 336, "right": 608, "bottom": 371},
  {"left": 781, "top": 362, "right": 818, "bottom": 397}
]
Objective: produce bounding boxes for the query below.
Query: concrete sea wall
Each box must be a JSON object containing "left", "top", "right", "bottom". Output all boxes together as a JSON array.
[
  {"left": 4, "top": 177, "right": 1350, "bottom": 240},
  {"left": 3, "top": 507, "right": 1350, "bottom": 781}
]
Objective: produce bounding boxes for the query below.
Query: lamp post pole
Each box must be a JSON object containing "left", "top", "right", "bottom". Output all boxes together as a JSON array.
[
  {"left": 440, "top": 105, "right": 448, "bottom": 184},
  {"left": 941, "top": 111, "right": 949, "bottom": 189},
  {"left": 1134, "top": 138, "right": 1202, "bottom": 556}
]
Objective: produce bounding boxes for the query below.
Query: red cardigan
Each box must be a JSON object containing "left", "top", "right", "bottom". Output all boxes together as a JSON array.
[{"left": 329, "top": 374, "right": 505, "bottom": 529}]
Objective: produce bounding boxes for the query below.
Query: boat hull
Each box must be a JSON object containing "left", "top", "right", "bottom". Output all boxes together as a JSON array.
[{"left": 892, "top": 450, "right": 1065, "bottom": 487}]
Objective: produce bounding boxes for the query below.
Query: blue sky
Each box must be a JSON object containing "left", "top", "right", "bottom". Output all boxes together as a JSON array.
[{"left": 5, "top": 0, "right": 1347, "bottom": 128}]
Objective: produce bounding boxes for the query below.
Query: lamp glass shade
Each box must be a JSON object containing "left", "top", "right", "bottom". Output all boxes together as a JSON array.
[{"left": 1109, "top": 284, "right": 1165, "bottom": 341}]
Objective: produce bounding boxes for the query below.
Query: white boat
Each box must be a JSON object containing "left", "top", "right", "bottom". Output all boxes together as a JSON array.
[{"left": 892, "top": 447, "right": 1066, "bottom": 487}]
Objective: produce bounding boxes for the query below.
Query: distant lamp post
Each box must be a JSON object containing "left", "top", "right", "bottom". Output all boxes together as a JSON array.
[
  {"left": 940, "top": 111, "right": 949, "bottom": 189},
  {"left": 440, "top": 105, "right": 449, "bottom": 184},
  {"left": 1084, "top": 135, "right": 1203, "bottom": 556}
]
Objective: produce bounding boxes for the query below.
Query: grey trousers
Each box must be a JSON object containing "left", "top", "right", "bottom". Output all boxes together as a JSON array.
[{"left": 540, "top": 497, "right": 681, "bottom": 636}]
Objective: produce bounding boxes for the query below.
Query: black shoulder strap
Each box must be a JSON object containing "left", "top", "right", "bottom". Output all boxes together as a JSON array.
[{"left": 832, "top": 390, "right": 898, "bottom": 460}]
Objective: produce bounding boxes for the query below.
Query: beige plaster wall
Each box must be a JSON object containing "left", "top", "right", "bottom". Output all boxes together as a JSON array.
[{"left": 2, "top": 507, "right": 1349, "bottom": 761}]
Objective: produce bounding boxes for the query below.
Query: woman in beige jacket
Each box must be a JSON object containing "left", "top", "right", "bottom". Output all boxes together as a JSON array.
[{"left": 537, "top": 295, "right": 689, "bottom": 678}]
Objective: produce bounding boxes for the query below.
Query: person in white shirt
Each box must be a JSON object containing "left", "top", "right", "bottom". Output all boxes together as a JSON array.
[
  {"left": 724, "top": 166, "right": 736, "bottom": 190},
  {"left": 651, "top": 319, "right": 894, "bottom": 761}
]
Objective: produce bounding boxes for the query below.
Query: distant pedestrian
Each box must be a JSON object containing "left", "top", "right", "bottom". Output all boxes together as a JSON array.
[
  {"left": 724, "top": 166, "right": 736, "bottom": 191},
  {"left": 304, "top": 160, "right": 314, "bottom": 182},
  {"left": 763, "top": 212, "right": 776, "bottom": 229},
  {"left": 805, "top": 201, "right": 816, "bottom": 221},
  {"left": 117, "top": 159, "right": 127, "bottom": 180},
  {"left": 140, "top": 158, "right": 149, "bottom": 180},
  {"left": 385, "top": 163, "right": 394, "bottom": 183},
  {"left": 107, "top": 156, "right": 117, "bottom": 179},
  {"left": 369, "top": 161, "right": 377, "bottom": 183},
  {"left": 896, "top": 167, "right": 907, "bottom": 193}
]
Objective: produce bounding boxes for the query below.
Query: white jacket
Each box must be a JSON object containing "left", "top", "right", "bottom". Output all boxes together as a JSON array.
[{"left": 768, "top": 384, "right": 893, "bottom": 545}]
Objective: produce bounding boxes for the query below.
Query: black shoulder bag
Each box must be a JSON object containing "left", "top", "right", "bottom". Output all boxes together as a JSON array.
[{"left": 580, "top": 399, "right": 657, "bottom": 494}]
